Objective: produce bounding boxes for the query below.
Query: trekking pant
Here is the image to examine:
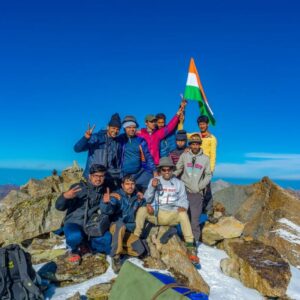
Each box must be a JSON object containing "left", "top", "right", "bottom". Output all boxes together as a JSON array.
[
  {"left": 64, "top": 223, "right": 112, "bottom": 254},
  {"left": 110, "top": 221, "right": 144, "bottom": 257},
  {"left": 203, "top": 183, "right": 213, "bottom": 214},
  {"left": 187, "top": 192, "right": 204, "bottom": 242},
  {"left": 134, "top": 207, "right": 194, "bottom": 243}
]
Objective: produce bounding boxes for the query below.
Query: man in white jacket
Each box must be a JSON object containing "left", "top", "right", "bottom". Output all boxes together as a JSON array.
[
  {"left": 134, "top": 157, "right": 199, "bottom": 265},
  {"left": 174, "top": 134, "right": 212, "bottom": 243}
]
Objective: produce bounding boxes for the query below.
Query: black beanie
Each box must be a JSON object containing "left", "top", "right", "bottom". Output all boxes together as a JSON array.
[
  {"left": 176, "top": 130, "right": 187, "bottom": 141},
  {"left": 108, "top": 113, "right": 121, "bottom": 129}
]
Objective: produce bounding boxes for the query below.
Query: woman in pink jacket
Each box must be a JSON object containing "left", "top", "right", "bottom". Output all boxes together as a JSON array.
[{"left": 137, "top": 101, "right": 186, "bottom": 165}]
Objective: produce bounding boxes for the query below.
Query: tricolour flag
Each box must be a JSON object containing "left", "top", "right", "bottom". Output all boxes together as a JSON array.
[{"left": 184, "top": 58, "right": 216, "bottom": 126}]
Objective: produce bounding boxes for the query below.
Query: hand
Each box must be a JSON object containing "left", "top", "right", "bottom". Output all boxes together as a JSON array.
[
  {"left": 110, "top": 192, "right": 121, "bottom": 201},
  {"left": 147, "top": 204, "right": 154, "bottom": 215},
  {"left": 177, "top": 99, "right": 187, "bottom": 115},
  {"left": 136, "top": 191, "right": 144, "bottom": 201},
  {"left": 103, "top": 188, "right": 111, "bottom": 203},
  {"left": 63, "top": 185, "right": 82, "bottom": 199},
  {"left": 179, "top": 112, "right": 185, "bottom": 123},
  {"left": 177, "top": 207, "right": 186, "bottom": 212},
  {"left": 152, "top": 178, "right": 159, "bottom": 188},
  {"left": 85, "top": 123, "right": 96, "bottom": 139}
]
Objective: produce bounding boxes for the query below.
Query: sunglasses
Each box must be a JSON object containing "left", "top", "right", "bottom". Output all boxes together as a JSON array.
[
  {"left": 148, "top": 120, "right": 157, "bottom": 123},
  {"left": 161, "top": 168, "right": 172, "bottom": 172}
]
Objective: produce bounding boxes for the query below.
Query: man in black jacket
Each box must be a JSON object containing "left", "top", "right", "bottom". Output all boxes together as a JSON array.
[
  {"left": 56, "top": 164, "right": 113, "bottom": 264},
  {"left": 74, "top": 113, "right": 122, "bottom": 182}
]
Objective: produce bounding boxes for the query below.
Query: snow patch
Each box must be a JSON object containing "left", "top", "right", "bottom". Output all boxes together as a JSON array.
[{"left": 287, "top": 265, "right": 300, "bottom": 300}]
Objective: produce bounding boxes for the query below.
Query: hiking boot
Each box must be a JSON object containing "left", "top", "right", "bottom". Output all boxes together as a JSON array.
[
  {"left": 111, "top": 255, "right": 122, "bottom": 274},
  {"left": 78, "top": 244, "right": 91, "bottom": 257},
  {"left": 67, "top": 253, "right": 81, "bottom": 265},
  {"left": 186, "top": 243, "right": 201, "bottom": 269}
]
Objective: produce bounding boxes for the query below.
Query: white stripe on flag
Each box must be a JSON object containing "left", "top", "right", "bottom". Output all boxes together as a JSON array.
[{"left": 186, "top": 73, "right": 199, "bottom": 88}]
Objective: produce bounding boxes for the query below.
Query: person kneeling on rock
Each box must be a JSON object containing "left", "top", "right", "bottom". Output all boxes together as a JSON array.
[
  {"left": 55, "top": 164, "right": 112, "bottom": 264},
  {"left": 100, "top": 175, "right": 147, "bottom": 273},
  {"left": 133, "top": 157, "right": 200, "bottom": 266}
]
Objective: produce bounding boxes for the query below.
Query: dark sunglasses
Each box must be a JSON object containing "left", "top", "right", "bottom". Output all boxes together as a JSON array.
[
  {"left": 148, "top": 120, "right": 157, "bottom": 123},
  {"left": 161, "top": 168, "right": 172, "bottom": 172}
]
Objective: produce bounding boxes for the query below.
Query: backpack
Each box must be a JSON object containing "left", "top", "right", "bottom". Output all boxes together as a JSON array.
[{"left": 0, "top": 244, "right": 44, "bottom": 300}]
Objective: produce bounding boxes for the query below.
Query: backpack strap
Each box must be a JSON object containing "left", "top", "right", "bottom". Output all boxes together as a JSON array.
[
  {"left": 14, "top": 247, "right": 43, "bottom": 299},
  {"left": 151, "top": 283, "right": 189, "bottom": 299},
  {"left": 139, "top": 145, "right": 146, "bottom": 162},
  {"left": 0, "top": 248, "right": 9, "bottom": 298}
]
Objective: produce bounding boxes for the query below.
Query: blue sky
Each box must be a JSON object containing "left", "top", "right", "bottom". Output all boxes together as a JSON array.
[{"left": 0, "top": 0, "right": 300, "bottom": 185}]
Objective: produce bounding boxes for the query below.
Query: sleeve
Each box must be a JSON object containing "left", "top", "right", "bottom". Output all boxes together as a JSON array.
[
  {"left": 174, "top": 153, "right": 185, "bottom": 177},
  {"left": 156, "top": 114, "right": 179, "bottom": 141},
  {"left": 210, "top": 136, "right": 217, "bottom": 172},
  {"left": 144, "top": 179, "right": 156, "bottom": 204},
  {"left": 55, "top": 183, "right": 81, "bottom": 211},
  {"left": 200, "top": 158, "right": 212, "bottom": 189},
  {"left": 99, "top": 196, "right": 120, "bottom": 215},
  {"left": 73, "top": 133, "right": 101, "bottom": 153},
  {"left": 177, "top": 181, "right": 189, "bottom": 210},
  {"left": 141, "top": 140, "right": 156, "bottom": 172}
]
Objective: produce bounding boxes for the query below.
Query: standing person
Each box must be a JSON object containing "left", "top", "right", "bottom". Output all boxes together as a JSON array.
[
  {"left": 74, "top": 113, "right": 122, "bottom": 181},
  {"left": 119, "top": 116, "right": 156, "bottom": 192},
  {"left": 196, "top": 115, "right": 217, "bottom": 220},
  {"left": 134, "top": 157, "right": 199, "bottom": 266},
  {"left": 136, "top": 100, "right": 186, "bottom": 165},
  {"left": 174, "top": 134, "right": 212, "bottom": 243},
  {"left": 55, "top": 164, "right": 113, "bottom": 264},
  {"left": 100, "top": 175, "right": 147, "bottom": 273},
  {"left": 169, "top": 130, "right": 187, "bottom": 165}
]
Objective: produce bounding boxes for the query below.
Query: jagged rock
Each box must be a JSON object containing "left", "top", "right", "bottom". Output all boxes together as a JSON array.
[
  {"left": 214, "top": 177, "right": 300, "bottom": 268},
  {"left": 86, "top": 283, "right": 112, "bottom": 300},
  {"left": 0, "top": 163, "right": 82, "bottom": 245},
  {"left": 202, "top": 216, "right": 244, "bottom": 245},
  {"left": 61, "top": 161, "right": 83, "bottom": 191},
  {"left": 55, "top": 253, "right": 109, "bottom": 286},
  {"left": 146, "top": 226, "right": 210, "bottom": 295},
  {"left": 142, "top": 256, "right": 167, "bottom": 270},
  {"left": 67, "top": 292, "right": 81, "bottom": 300},
  {"left": 25, "top": 233, "right": 67, "bottom": 264},
  {"left": 221, "top": 238, "right": 291, "bottom": 297}
]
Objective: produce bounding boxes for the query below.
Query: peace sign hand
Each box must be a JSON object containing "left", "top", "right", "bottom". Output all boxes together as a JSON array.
[
  {"left": 85, "top": 123, "right": 96, "bottom": 139},
  {"left": 63, "top": 185, "right": 82, "bottom": 199},
  {"left": 103, "top": 188, "right": 111, "bottom": 203}
]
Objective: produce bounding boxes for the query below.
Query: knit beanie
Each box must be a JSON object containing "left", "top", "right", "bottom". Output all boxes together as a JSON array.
[
  {"left": 108, "top": 113, "right": 121, "bottom": 129},
  {"left": 176, "top": 130, "right": 187, "bottom": 141}
]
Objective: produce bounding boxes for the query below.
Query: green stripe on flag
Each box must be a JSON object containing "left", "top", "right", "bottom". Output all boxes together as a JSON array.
[
  {"left": 198, "top": 102, "right": 216, "bottom": 126},
  {"left": 184, "top": 85, "right": 203, "bottom": 101}
]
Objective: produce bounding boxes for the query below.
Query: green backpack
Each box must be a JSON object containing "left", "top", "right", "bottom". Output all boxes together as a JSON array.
[{"left": 109, "top": 261, "right": 188, "bottom": 300}]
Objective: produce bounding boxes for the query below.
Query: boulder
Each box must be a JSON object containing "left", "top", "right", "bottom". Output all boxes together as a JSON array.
[
  {"left": 145, "top": 226, "right": 210, "bottom": 295},
  {"left": 67, "top": 292, "right": 81, "bottom": 300},
  {"left": 214, "top": 177, "right": 300, "bottom": 268},
  {"left": 86, "top": 283, "right": 113, "bottom": 300},
  {"left": 202, "top": 216, "right": 244, "bottom": 245},
  {"left": 55, "top": 253, "right": 109, "bottom": 286},
  {"left": 221, "top": 238, "right": 291, "bottom": 297},
  {"left": 0, "top": 162, "right": 82, "bottom": 245}
]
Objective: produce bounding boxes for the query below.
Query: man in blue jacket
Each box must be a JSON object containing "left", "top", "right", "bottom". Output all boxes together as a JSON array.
[
  {"left": 74, "top": 113, "right": 122, "bottom": 182},
  {"left": 119, "top": 115, "right": 157, "bottom": 192},
  {"left": 55, "top": 164, "right": 112, "bottom": 264},
  {"left": 100, "top": 175, "right": 147, "bottom": 273}
]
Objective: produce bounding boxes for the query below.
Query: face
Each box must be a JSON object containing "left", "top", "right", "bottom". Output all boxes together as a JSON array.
[
  {"left": 176, "top": 140, "right": 186, "bottom": 149},
  {"left": 121, "top": 180, "right": 136, "bottom": 195},
  {"left": 125, "top": 126, "right": 137, "bottom": 137},
  {"left": 160, "top": 167, "right": 173, "bottom": 180},
  {"left": 146, "top": 120, "right": 157, "bottom": 131},
  {"left": 190, "top": 142, "right": 201, "bottom": 154},
  {"left": 89, "top": 172, "right": 105, "bottom": 187},
  {"left": 198, "top": 122, "right": 208, "bottom": 133},
  {"left": 156, "top": 118, "right": 165, "bottom": 129},
  {"left": 107, "top": 126, "right": 120, "bottom": 138}
]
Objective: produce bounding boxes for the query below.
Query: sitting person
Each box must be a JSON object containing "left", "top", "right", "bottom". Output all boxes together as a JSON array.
[
  {"left": 169, "top": 130, "right": 187, "bottom": 165},
  {"left": 133, "top": 157, "right": 199, "bottom": 265},
  {"left": 100, "top": 175, "right": 147, "bottom": 273},
  {"left": 55, "top": 164, "right": 112, "bottom": 264}
]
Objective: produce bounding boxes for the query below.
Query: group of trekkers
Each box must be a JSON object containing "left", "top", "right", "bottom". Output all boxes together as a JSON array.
[{"left": 55, "top": 99, "right": 217, "bottom": 272}]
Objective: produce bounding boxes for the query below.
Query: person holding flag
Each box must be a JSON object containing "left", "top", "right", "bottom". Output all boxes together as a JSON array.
[{"left": 182, "top": 58, "right": 218, "bottom": 222}]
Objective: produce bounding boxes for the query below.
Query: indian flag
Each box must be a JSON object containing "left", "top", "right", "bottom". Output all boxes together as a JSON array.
[{"left": 184, "top": 58, "right": 216, "bottom": 126}]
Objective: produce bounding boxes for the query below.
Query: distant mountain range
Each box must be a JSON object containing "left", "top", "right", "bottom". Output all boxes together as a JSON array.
[{"left": 0, "top": 184, "right": 19, "bottom": 200}]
